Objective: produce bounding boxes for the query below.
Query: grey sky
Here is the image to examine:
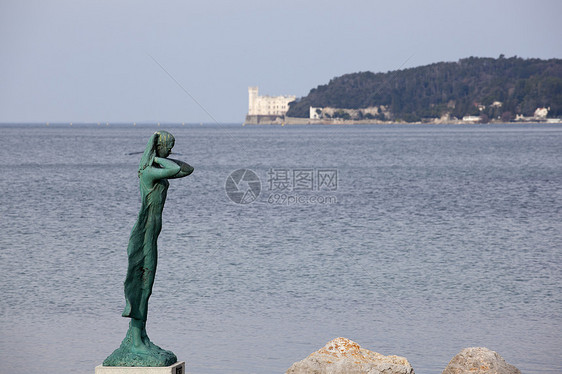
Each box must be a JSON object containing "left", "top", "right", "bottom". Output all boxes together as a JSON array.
[{"left": 1, "top": 0, "right": 560, "bottom": 123}]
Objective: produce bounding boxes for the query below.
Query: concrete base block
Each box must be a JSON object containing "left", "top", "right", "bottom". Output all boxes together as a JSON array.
[{"left": 95, "top": 361, "right": 185, "bottom": 374}]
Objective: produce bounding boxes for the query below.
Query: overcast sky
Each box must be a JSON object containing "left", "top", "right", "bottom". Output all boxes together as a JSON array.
[{"left": 1, "top": 0, "right": 561, "bottom": 123}]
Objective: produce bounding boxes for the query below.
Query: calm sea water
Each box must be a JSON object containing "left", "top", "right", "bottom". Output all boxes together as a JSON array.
[{"left": 0, "top": 123, "right": 561, "bottom": 374}]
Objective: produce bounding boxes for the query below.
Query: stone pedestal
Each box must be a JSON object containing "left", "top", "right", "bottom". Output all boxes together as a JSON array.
[{"left": 95, "top": 361, "right": 185, "bottom": 374}]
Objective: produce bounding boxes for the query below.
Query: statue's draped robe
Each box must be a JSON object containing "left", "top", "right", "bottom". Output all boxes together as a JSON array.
[{"left": 122, "top": 174, "right": 169, "bottom": 322}]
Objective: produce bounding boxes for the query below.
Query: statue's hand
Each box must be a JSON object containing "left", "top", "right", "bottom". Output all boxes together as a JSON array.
[{"left": 153, "top": 157, "right": 171, "bottom": 167}]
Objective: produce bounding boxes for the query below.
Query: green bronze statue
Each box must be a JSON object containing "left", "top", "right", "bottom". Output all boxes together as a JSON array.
[{"left": 104, "top": 131, "right": 194, "bottom": 367}]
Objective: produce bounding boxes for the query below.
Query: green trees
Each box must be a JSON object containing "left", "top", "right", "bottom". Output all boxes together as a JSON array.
[
  {"left": 286, "top": 56, "right": 562, "bottom": 120},
  {"left": 332, "top": 110, "right": 351, "bottom": 119}
]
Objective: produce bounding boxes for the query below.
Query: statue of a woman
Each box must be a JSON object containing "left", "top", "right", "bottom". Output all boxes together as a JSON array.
[{"left": 104, "top": 131, "right": 193, "bottom": 367}]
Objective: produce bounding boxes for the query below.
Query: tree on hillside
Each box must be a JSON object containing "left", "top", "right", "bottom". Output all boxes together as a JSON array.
[{"left": 287, "top": 57, "right": 562, "bottom": 120}]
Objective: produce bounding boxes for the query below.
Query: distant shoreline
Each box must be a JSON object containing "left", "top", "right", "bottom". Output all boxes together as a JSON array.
[
  {"left": 243, "top": 116, "right": 562, "bottom": 126},
  {"left": 1, "top": 120, "right": 561, "bottom": 127}
]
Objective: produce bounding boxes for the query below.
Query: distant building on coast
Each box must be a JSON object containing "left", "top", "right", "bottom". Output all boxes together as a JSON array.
[{"left": 244, "top": 87, "right": 296, "bottom": 125}]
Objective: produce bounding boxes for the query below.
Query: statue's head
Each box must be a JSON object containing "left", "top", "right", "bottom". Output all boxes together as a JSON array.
[
  {"left": 155, "top": 131, "right": 175, "bottom": 158},
  {"left": 138, "top": 130, "right": 176, "bottom": 176}
]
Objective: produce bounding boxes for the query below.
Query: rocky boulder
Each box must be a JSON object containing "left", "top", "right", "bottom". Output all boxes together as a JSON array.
[
  {"left": 442, "top": 347, "right": 521, "bottom": 374},
  {"left": 286, "top": 337, "right": 415, "bottom": 374}
]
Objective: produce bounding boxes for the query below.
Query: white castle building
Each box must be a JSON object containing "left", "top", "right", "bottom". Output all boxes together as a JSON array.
[{"left": 246, "top": 87, "right": 296, "bottom": 124}]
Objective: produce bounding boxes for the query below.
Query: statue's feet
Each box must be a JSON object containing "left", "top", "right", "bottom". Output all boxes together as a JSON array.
[
  {"left": 131, "top": 341, "right": 152, "bottom": 355},
  {"left": 140, "top": 332, "right": 166, "bottom": 353},
  {"left": 102, "top": 328, "right": 177, "bottom": 367}
]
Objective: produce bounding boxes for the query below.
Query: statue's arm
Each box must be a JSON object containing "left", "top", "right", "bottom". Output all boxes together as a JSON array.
[
  {"left": 144, "top": 157, "right": 181, "bottom": 180},
  {"left": 167, "top": 158, "right": 194, "bottom": 179}
]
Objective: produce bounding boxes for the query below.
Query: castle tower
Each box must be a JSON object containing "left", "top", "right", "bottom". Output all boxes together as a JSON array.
[{"left": 248, "top": 87, "right": 259, "bottom": 115}]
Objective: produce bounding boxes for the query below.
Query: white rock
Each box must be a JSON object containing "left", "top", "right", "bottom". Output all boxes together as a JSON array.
[
  {"left": 442, "top": 347, "right": 521, "bottom": 374},
  {"left": 286, "top": 337, "right": 415, "bottom": 374}
]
